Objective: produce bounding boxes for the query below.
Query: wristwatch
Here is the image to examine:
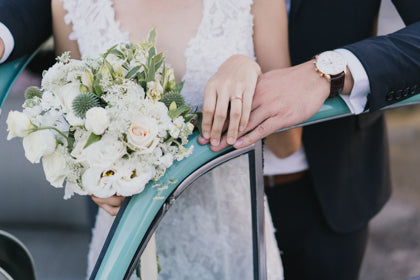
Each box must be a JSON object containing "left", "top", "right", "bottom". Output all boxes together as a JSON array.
[{"left": 313, "top": 50, "right": 347, "bottom": 98}]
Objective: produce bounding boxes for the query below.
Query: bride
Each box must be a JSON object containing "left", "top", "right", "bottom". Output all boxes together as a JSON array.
[{"left": 52, "top": 0, "right": 301, "bottom": 278}]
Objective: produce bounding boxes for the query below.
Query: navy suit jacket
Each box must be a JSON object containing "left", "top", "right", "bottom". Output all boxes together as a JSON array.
[{"left": 1, "top": 0, "right": 420, "bottom": 232}]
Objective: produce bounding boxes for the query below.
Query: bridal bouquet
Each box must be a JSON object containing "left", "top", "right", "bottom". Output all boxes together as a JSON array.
[{"left": 6, "top": 31, "right": 195, "bottom": 199}]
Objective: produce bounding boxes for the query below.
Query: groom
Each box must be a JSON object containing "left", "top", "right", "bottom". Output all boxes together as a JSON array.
[
  {"left": 1, "top": 0, "right": 420, "bottom": 279},
  {"left": 204, "top": 0, "right": 420, "bottom": 279}
]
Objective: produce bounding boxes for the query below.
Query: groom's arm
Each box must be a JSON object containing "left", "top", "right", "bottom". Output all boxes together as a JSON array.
[
  {"left": 228, "top": 3, "right": 420, "bottom": 149},
  {"left": 0, "top": 0, "right": 52, "bottom": 62}
]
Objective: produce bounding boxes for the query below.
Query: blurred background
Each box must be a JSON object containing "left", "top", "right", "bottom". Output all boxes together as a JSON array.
[{"left": 0, "top": 0, "right": 419, "bottom": 279}]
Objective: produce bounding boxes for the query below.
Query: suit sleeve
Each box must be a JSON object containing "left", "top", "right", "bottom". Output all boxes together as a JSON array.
[
  {"left": 343, "top": 0, "right": 420, "bottom": 111},
  {"left": 0, "top": 0, "right": 52, "bottom": 62}
]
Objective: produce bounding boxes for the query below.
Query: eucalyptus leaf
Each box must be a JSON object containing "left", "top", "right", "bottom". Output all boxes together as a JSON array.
[
  {"left": 147, "top": 61, "right": 156, "bottom": 82},
  {"left": 83, "top": 133, "right": 102, "bottom": 149},
  {"left": 168, "top": 105, "right": 192, "bottom": 119},
  {"left": 125, "top": 66, "right": 141, "bottom": 79},
  {"left": 109, "top": 48, "right": 125, "bottom": 59},
  {"left": 148, "top": 29, "right": 157, "bottom": 44}
]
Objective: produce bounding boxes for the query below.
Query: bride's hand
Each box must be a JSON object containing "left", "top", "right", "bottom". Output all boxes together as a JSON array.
[
  {"left": 200, "top": 55, "right": 261, "bottom": 146},
  {"left": 91, "top": 195, "right": 125, "bottom": 216}
]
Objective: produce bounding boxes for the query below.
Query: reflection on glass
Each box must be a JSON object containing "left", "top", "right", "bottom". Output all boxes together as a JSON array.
[{"left": 133, "top": 155, "right": 253, "bottom": 279}]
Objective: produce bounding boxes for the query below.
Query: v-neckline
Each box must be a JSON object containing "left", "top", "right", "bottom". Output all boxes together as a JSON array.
[{"left": 110, "top": 0, "right": 207, "bottom": 82}]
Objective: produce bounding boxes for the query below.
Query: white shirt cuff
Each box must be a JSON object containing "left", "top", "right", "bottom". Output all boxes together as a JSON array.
[
  {"left": 0, "top": 22, "right": 15, "bottom": 63},
  {"left": 335, "top": 48, "right": 370, "bottom": 114}
]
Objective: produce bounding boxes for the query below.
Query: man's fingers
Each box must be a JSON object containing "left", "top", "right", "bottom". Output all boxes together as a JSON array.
[{"left": 234, "top": 117, "right": 278, "bottom": 149}]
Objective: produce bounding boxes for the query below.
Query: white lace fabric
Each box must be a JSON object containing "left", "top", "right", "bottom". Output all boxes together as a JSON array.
[{"left": 60, "top": 0, "right": 283, "bottom": 279}]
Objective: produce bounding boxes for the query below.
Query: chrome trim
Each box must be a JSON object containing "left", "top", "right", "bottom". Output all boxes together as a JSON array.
[
  {"left": 249, "top": 140, "right": 266, "bottom": 280},
  {"left": 0, "top": 267, "right": 13, "bottom": 280},
  {"left": 170, "top": 144, "right": 256, "bottom": 200}
]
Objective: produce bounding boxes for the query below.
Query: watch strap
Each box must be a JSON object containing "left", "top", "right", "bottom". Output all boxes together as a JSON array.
[{"left": 329, "top": 72, "right": 345, "bottom": 98}]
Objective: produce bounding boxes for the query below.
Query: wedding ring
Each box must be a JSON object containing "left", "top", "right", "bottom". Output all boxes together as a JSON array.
[{"left": 230, "top": 95, "right": 243, "bottom": 101}]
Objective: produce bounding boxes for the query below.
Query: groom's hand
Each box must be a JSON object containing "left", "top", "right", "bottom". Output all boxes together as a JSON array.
[{"left": 209, "top": 60, "right": 354, "bottom": 151}]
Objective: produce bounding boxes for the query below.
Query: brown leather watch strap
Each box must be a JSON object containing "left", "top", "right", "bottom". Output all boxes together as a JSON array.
[{"left": 329, "top": 72, "right": 345, "bottom": 98}]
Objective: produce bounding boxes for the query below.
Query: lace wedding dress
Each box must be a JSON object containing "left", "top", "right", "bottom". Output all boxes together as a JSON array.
[{"left": 61, "top": 0, "right": 283, "bottom": 279}]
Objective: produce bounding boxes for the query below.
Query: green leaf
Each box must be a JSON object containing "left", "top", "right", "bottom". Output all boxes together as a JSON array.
[
  {"left": 168, "top": 105, "right": 192, "bottom": 119},
  {"left": 174, "top": 82, "right": 184, "bottom": 93},
  {"left": 104, "top": 59, "right": 115, "bottom": 77},
  {"left": 103, "top": 44, "right": 118, "bottom": 59},
  {"left": 148, "top": 29, "right": 157, "bottom": 45},
  {"left": 184, "top": 114, "right": 196, "bottom": 123},
  {"left": 169, "top": 101, "right": 177, "bottom": 111},
  {"left": 83, "top": 133, "right": 102, "bottom": 149},
  {"left": 148, "top": 47, "right": 156, "bottom": 65},
  {"left": 147, "top": 61, "right": 156, "bottom": 82},
  {"left": 125, "top": 65, "right": 142, "bottom": 79},
  {"left": 109, "top": 48, "right": 124, "bottom": 59},
  {"left": 67, "top": 130, "right": 76, "bottom": 153},
  {"left": 153, "top": 53, "right": 164, "bottom": 70},
  {"left": 92, "top": 80, "right": 103, "bottom": 96}
]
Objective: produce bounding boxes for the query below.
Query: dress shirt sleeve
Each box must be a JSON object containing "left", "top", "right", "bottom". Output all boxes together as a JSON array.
[
  {"left": 335, "top": 48, "right": 370, "bottom": 114},
  {"left": 0, "top": 22, "right": 14, "bottom": 63}
]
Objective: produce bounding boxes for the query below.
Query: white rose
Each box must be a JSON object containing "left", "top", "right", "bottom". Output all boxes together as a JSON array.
[
  {"left": 55, "top": 82, "right": 81, "bottom": 113},
  {"left": 114, "top": 160, "right": 155, "bottom": 196},
  {"left": 23, "top": 130, "right": 56, "bottom": 163},
  {"left": 70, "top": 131, "right": 91, "bottom": 165},
  {"left": 85, "top": 135, "right": 126, "bottom": 168},
  {"left": 127, "top": 117, "right": 159, "bottom": 153},
  {"left": 6, "top": 111, "right": 33, "bottom": 140},
  {"left": 42, "top": 147, "right": 68, "bottom": 188},
  {"left": 82, "top": 167, "right": 118, "bottom": 198},
  {"left": 146, "top": 81, "right": 163, "bottom": 100},
  {"left": 85, "top": 107, "right": 109, "bottom": 135}
]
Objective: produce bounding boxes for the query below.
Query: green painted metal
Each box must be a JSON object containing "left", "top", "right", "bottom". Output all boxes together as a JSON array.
[
  {"left": 93, "top": 131, "right": 233, "bottom": 278},
  {"left": 0, "top": 56, "right": 34, "bottom": 109}
]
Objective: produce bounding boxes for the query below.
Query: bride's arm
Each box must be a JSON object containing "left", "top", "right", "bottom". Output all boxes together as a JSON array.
[
  {"left": 252, "top": 0, "right": 302, "bottom": 158},
  {"left": 51, "top": 0, "right": 81, "bottom": 58}
]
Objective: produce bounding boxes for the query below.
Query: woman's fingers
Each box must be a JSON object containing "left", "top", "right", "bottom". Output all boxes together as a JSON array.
[
  {"left": 91, "top": 195, "right": 125, "bottom": 216},
  {"left": 240, "top": 88, "right": 254, "bottom": 132},
  {"left": 210, "top": 91, "right": 229, "bottom": 146},
  {"left": 226, "top": 94, "right": 243, "bottom": 145},
  {"left": 201, "top": 83, "right": 217, "bottom": 140}
]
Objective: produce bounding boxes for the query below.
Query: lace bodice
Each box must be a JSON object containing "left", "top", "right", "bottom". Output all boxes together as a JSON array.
[
  {"left": 61, "top": 0, "right": 255, "bottom": 109},
  {"left": 61, "top": 0, "right": 283, "bottom": 279}
]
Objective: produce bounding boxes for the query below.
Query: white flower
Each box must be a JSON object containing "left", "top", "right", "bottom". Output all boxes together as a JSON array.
[
  {"left": 23, "top": 129, "right": 56, "bottom": 163},
  {"left": 64, "top": 181, "right": 88, "bottom": 200},
  {"left": 6, "top": 111, "right": 33, "bottom": 140},
  {"left": 114, "top": 160, "right": 155, "bottom": 196},
  {"left": 146, "top": 81, "right": 163, "bottom": 100},
  {"left": 55, "top": 82, "right": 81, "bottom": 113},
  {"left": 127, "top": 117, "right": 160, "bottom": 153},
  {"left": 85, "top": 135, "right": 126, "bottom": 168},
  {"left": 158, "top": 153, "right": 174, "bottom": 169},
  {"left": 42, "top": 146, "right": 68, "bottom": 188},
  {"left": 82, "top": 167, "right": 118, "bottom": 198},
  {"left": 85, "top": 107, "right": 109, "bottom": 135}
]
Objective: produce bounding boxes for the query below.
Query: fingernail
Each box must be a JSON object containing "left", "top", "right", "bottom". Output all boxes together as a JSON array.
[
  {"left": 211, "top": 139, "right": 219, "bottom": 146},
  {"left": 227, "top": 137, "right": 234, "bottom": 145},
  {"left": 235, "top": 139, "right": 243, "bottom": 148},
  {"left": 239, "top": 126, "right": 245, "bottom": 132},
  {"left": 203, "top": 132, "right": 210, "bottom": 139}
]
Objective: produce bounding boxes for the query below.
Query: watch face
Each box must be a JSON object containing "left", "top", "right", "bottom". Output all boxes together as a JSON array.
[{"left": 316, "top": 51, "right": 347, "bottom": 75}]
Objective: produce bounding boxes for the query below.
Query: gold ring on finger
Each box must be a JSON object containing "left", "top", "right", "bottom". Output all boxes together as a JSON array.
[{"left": 230, "top": 95, "right": 243, "bottom": 101}]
